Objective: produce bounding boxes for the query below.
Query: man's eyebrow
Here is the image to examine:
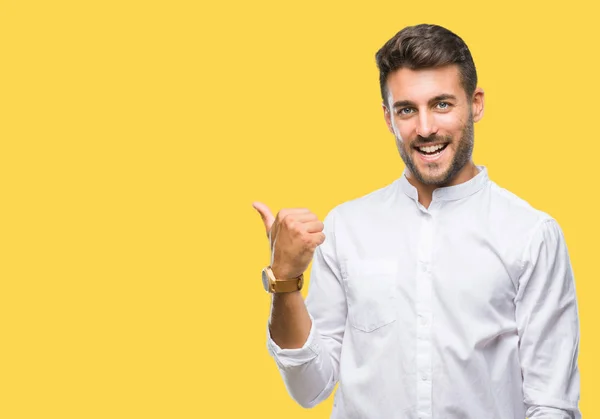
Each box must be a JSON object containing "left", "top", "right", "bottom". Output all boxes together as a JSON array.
[
  {"left": 392, "top": 100, "right": 414, "bottom": 108},
  {"left": 430, "top": 94, "right": 457, "bottom": 103},
  {"left": 392, "top": 94, "right": 458, "bottom": 109}
]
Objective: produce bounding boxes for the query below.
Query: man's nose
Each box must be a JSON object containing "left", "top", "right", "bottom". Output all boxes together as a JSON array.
[{"left": 415, "top": 112, "right": 438, "bottom": 138}]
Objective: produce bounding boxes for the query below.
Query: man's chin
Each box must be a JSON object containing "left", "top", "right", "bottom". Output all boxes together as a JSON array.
[
  {"left": 401, "top": 152, "right": 454, "bottom": 186},
  {"left": 413, "top": 166, "right": 452, "bottom": 186}
]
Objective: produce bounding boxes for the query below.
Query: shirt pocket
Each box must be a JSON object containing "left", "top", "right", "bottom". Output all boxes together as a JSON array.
[{"left": 344, "top": 258, "right": 398, "bottom": 333}]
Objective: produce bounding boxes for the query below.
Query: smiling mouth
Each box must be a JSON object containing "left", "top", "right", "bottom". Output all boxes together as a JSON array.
[{"left": 414, "top": 143, "right": 449, "bottom": 156}]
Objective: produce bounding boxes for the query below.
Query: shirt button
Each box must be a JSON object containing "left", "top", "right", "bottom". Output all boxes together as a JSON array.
[{"left": 421, "top": 374, "right": 428, "bottom": 381}]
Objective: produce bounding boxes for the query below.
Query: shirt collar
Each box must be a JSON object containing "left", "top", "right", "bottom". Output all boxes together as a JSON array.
[{"left": 398, "top": 165, "right": 489, "bottom": 203}]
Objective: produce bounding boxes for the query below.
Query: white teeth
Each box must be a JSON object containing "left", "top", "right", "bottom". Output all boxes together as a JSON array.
[{"left": 418, "top": 144, "right": 445, "bottom": 153}]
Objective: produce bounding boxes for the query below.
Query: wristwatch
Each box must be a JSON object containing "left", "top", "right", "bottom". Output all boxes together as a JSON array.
[{"left": 261, "top": 266, "right": 304, "bottom": 293}]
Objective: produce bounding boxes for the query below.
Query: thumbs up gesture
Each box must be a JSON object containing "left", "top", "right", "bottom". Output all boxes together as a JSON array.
[{"left": 252, "top": 202, "right": 325, "bottom": 279}]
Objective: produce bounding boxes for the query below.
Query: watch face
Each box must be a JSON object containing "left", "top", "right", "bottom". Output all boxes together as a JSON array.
[{"left": 261, "top": 269, "right": 270, "bottom": 292}]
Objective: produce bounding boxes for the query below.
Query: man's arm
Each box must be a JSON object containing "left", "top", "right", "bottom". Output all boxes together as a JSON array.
[
  {"left": 254, "top": 203, "right": 346, "bottom": 408},
  {"left": 515, "top": 218, "right": 582, "bottom": 418},
  {"left": 268, "top": 290, "right": 312, "bottom": 349}
]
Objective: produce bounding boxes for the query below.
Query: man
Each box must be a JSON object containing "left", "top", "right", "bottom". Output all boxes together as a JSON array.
[{"left": 253, "top": 24, "right": 582, "bottom": 418}]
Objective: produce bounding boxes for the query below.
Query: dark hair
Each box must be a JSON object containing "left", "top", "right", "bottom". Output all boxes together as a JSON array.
[{"left": 375, "top": 24, "right": 477, "bottom": 106}]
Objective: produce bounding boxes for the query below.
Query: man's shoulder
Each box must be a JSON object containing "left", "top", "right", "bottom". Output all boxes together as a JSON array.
[
  {"left": 485, "top": 179, "right": 556, "bottom": 236},
  {"left": 326, "top": 179, "right": 399, "bottom": 221}
]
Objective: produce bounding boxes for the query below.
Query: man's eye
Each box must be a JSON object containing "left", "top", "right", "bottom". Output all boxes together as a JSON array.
[
  {"left": 437, "top": 102, "right": 450, "bottom": 109},
  {"left": 397, "top": 108, "right": 414, "bottom": 115}
]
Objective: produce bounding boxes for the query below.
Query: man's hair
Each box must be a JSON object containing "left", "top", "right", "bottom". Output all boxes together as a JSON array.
[{"left": 375, "top": 24, "right": 478, "bottom": 106}]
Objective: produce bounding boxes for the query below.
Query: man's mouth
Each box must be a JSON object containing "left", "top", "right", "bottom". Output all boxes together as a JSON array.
[{"left": 414, "top": 143, "right": 449, "bottom": 156}]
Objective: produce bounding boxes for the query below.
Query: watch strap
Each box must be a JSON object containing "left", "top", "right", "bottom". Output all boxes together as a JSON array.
[{"left": 271, "top": 275, "right": 304, "bottom": 293}]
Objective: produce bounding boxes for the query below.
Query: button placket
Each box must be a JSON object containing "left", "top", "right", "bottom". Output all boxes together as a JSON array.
[{"left": 416, "top": 212, "right": 433, "bottom": 419}]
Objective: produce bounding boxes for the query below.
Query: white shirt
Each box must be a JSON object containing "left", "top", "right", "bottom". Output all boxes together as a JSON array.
[{"left": 266, "top": 166, "right": 582, "bottom": 418}]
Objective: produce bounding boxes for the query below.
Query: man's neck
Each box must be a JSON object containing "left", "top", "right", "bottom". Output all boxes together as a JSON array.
[{"left": 406, "top": 161, "right": 479, "bottom": 209}]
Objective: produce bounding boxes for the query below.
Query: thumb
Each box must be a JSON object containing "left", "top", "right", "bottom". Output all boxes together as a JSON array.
[{"left": 252, "top": 201, "right": 275, "bottom": 234}]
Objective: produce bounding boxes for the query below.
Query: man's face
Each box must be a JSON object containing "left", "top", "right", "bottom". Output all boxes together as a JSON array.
[{"left": 383, "top": 65, "right": 484, "bottom": 186}]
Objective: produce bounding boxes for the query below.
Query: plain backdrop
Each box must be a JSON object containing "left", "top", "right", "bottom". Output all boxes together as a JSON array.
[{"left": 0, "top": 0, "right": 596, "bottom": 417}]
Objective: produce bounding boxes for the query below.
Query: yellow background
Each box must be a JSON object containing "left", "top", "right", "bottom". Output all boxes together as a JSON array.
[{"left": 0, "top": 0, "right": 596, "bottom": 417}]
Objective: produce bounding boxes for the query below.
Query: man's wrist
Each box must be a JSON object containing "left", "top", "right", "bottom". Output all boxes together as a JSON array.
[{"left": 271, "top": 264, "right": 300, "bottom": 280}]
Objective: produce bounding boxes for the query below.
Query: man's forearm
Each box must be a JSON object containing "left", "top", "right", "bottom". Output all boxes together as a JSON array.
[{"left": 269, "top": 290, "right": 312, "bottom": 349}]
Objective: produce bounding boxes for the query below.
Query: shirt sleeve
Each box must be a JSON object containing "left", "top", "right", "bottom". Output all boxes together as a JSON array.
[
  {"left": 515, "top": 218, "right": 582, "bottom": 418},
  {"left": 265, "top": 209, "right": 347, "bottom": 408}
]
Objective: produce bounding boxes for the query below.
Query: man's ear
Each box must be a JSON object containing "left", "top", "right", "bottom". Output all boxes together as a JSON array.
[
  {"left": 382, "top": 103, "right": 394, "bottom": 134},
  {"left": 471, "top": 88, "right": 485, "bottom": 122}
]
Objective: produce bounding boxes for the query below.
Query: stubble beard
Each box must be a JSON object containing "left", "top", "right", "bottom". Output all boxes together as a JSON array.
[{"left": 397, "top": 113, "right": 475, "bottom": 187}]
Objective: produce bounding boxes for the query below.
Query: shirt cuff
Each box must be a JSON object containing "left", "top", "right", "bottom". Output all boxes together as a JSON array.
[
  {"left": 524, "top": 385, "right": 581, "bottom": 418},
  {"left": 266, "top": 313, "right": 322, "bottom": 368}
]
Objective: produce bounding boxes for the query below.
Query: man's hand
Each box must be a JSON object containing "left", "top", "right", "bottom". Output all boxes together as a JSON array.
[{"left": 252, "top": 202, "right": 325, "bottom": 279}]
